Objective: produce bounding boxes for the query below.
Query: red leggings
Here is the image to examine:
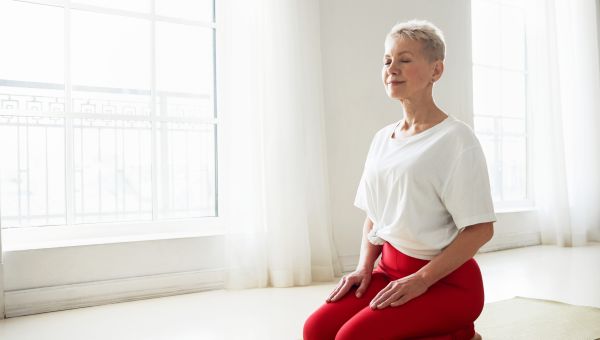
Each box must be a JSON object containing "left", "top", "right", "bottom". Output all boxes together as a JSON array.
[{"left": 303, "top": 242, "right": 484, "bottom": 340}]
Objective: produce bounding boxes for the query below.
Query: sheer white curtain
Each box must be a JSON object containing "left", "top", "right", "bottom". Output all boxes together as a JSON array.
[
  {"left": 0, "top": 215, "right": 4, "bottom": 318},
  {"left": 218, "top": 0, "right": 342, "bottom": 288},
  {"left": 528, "top": 0, "right": 600, "bottom": 246}
]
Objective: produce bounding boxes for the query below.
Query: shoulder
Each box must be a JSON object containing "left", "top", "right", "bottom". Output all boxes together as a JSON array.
[
  {"left": 440, "top": 116, "right": 482, "bottom": 151},
  {"left": 368, "top": 121, "right": 397, "bottom": 144},
  {"left": 376, "top": 121, "right": 398, "bottom": 138}
]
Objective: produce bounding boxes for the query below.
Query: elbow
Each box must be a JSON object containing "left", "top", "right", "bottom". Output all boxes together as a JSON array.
[
  {"left": 481, "top": 222, "right": 494, "bottom": 243},
  {"left": 466, "top": 222, "right": 494, "bottom": 244}
]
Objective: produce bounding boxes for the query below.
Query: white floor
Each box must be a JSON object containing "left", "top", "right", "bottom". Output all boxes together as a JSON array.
[{"left": 0, "top": 243, "right": 599, "bottom": 340}]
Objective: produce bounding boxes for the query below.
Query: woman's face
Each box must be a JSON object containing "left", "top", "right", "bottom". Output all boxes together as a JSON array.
[{"left": 382, "top": 36, "right": 442, "bottom": 101}]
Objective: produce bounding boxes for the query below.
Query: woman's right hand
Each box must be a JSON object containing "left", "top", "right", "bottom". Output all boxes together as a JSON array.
[{"left": 326, "top": 268, "right": 372, "bottom": 302}]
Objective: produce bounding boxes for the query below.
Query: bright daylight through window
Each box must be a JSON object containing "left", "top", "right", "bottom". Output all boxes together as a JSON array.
[
  {"left": 0, "top": 0, "right": 217, "bottom": 230},
  {"left": 471, "top": 0, "right": 531, "bottom": 210}
]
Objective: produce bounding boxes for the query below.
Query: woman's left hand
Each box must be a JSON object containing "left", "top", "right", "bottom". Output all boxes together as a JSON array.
[{"left": 369, "top": 273, "right": 430, "bottom": 309}]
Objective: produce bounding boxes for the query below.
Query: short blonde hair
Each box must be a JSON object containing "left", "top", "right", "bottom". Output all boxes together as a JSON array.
[{"left": 385, "top": 19, "right": 445, "bottom": 62}]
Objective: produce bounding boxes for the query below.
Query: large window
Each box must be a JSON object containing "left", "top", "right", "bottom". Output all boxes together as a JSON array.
[
  {"left": 471, "top": 0, "right": 531, "bottom": 210},
  {"left": 0, "top": 0, "right": 217, "bottom": 229}
]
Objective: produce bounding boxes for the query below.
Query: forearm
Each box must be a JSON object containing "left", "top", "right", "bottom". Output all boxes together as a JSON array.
[
  {"left": 416, "top": 222, "right": 494, "bottom": 287},
  {"left": 356, "top": 216, "right": 383, "bottom": 271}
]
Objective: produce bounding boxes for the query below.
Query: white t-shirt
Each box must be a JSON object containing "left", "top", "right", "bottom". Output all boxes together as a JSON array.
[{"left": 354, "top": 114, "right": 497, "bottom": 260}]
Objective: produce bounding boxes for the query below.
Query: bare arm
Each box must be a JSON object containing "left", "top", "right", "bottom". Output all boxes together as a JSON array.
[
  {"left": 356, "top": 216, "right": 383, "bottom": 271},
  {"left": 371, "top": 222, "right": 494, "bottom": 309},
  {"left": 416, "top": 222, "right": 493, "bottom": 286},
  {"left": 327, "top": 216, "right": 382, "bottom": 302}
]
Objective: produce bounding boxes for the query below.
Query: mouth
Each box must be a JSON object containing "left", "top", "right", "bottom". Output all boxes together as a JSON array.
[{"left": 388, "top": 81, "right": 405, "bottom": 85}]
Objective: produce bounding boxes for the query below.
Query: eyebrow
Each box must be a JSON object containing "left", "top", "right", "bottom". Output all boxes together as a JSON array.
[{"left": 384, "top": 51, "right": 413, "bottom": 58}]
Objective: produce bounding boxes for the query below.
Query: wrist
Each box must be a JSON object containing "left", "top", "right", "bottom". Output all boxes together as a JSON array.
[
  {"left": 415, "top": 269, "right": 437, "bottom": 288},
  {"left": 355, "top": 263, "right": 374, "bottom": 273}
]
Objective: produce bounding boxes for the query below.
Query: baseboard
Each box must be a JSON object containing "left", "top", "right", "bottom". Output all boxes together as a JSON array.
[
  {"left": 4, "top": 269, "right": 225, "bottom": 318},
  {"left": 0, "top": 263, "right": 5, "bottom": 319},
  {"left": 479, "top": 231, "right": 541, "bottom": 252}
]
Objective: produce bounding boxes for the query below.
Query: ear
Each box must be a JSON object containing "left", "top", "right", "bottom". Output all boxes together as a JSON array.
[{"left": 431, "top": 60, "right": 444, "bottom": 82}]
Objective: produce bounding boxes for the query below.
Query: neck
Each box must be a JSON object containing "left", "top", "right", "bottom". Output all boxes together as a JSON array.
[{"left": 399, "top": 93, "right": 444, "bottom": 127}]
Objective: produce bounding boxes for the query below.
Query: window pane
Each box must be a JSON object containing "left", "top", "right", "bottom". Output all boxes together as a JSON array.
[
  {"left": 0, "top": 85, "right": 65, "bottom": 117},
  {"left": 474, "top": 116, "right": 496, "bottom": 135},
  {"left": 501, "top": 117, "right": 526, "bottom": 134},
  {"left": 501, "top": 70, "right": 526, "bottom": 118},
  {"left": 73, "top": 119, "right": 152, "bottom": 223},
  {"left": 473, "top": 0, "right": 529, "bottom": 207},
  {"left": 156, "top": 93, "right": 213, "bottom": 120},
  {"left": 156, "top": 0, "right": 213, "bottom": 22},
  {"left": 501, "top": 136, "right": 527, "bottom": 201},
  {"left": 471, "top": 0, "right": 501, "bottom": 66},
  {"left": 501, "top": 5, "right": 526, "bottom": 70},
  {"left": 157, "top": 122, "right": 216, "bottom": 219},
  {"left": 156, "top": 22, "right": 213, "bottom": 96},
  {"left": 473, "top": 65, "right": 501, "bottom": 116},
  {"left": 0, "top": 1, "right": 64, "bottom": 84},
  {"left": 73, "top": 0, "right": 150, "bottom": 13},
  {"left": 478, "top": 134, "right": 501, "bottom": 201},
  {"left": 71, "top": 10, "right": 151, "bottom": 90},
  {"left": 0, "top": 116, "right": 66, "bottom": 228},
  {"left": 1, "top": 2, "right": 218, "bottom": 230},
  {"left": 72, "top": 90, "right": 151, "bottom": 117}
]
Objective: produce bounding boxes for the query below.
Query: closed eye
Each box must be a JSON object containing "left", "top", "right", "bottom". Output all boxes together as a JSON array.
[{"left": 384, "top": 60, "right": 411, "bottom": 66}]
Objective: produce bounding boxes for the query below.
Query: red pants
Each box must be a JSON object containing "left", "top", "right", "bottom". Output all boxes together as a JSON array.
[{"left": 303, "top": 242, "right": 484, "bottom": 340}]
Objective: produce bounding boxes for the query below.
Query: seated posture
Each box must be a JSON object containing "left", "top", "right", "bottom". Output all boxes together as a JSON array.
[{"left": 304, "top": 20, "right": 496, "bottom": 340}]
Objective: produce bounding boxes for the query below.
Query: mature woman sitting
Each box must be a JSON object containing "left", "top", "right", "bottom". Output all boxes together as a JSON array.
[{"left": 303, "top": 19, "right": 496, "bottom": 340}]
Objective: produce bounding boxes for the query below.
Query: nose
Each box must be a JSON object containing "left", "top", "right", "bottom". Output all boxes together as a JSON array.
[{"left": 386, "top": 60, "right": 400, "bottom": 75}]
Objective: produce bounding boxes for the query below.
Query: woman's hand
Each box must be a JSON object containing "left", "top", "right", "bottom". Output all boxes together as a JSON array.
[
  {"left": 369, "top": 273, "right": 429, "bottom": 309},
  {"left": 326, "top": 268, "right": 372, "bottom": 302}
]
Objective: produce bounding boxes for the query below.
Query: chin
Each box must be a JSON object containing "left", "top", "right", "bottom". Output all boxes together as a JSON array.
[{"left": 387, "top": 91, "right": 406, "bottom": 101}]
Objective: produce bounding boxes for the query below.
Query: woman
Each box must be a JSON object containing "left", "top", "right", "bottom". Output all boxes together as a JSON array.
[{"left": 303, "top": 20, "right": 496, "bottom": 340}]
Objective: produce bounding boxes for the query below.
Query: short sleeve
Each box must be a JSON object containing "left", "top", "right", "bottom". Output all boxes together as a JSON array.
[
  {"left": 354, "top": 163, "right": 384, "bottom": 245},
  {"left": 353, "top": 132, "right": 378, "bottom": 217},
  {"left": 441, "top": 145, "right": 497, "bottom": 229},
  {"left": 353, "top": 170, "right": 369, "bottom": 212}
]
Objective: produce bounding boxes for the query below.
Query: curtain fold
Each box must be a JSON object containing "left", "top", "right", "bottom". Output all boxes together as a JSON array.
[
  {"left": 529, "top": 0, "right": 600, "bottom": 246},
  {"left": 218, "top": 0, "right": 342, "bottom": 289}
]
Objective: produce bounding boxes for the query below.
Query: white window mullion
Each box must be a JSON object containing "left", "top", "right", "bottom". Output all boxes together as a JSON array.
[
  {"left": 45, "top": 126, "right": 49, "bottom": 225},
  {"left": 64, "top": 0, "right": 75, "bottom": 225},
  {"left": 26, "top": 121, "right": 31, "bottom": 226},
  {"left": 97, "top": 125, "right": 102, "bottom": 218},
  {"left": 137, "top": 129, "right": 142, "bottom": 215},
  {"left": 150, "top": 0, "right": 159, "bottom": 220},
  {"left": 114, "top": 123, "right": 118, "bottom": 218}
]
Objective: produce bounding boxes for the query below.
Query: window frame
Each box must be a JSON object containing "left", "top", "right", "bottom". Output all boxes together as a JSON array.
[
  {"left": 0, "top": 0, "right": 222, "bottom": 248},
  {"left": 471, "top": 0, "right": 534, "bottom": 212}
]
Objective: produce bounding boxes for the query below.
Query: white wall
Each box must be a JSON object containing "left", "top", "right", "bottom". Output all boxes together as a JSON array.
[
  {"left": 1, "top": 234, "right": 226, "bottom": 317},
  {"left": 319, "top": 0, "right": 540, "bottom": 269},
  {"left": 0, "top": 217, "right": 5, "bottom": 318}
]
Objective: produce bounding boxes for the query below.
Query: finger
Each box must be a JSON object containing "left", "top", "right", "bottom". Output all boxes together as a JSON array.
[
  {"left": 370, "top": 285, "right": 393, "bottom": 308},
  {"left": 330, "top": 280, "right": 353, "bottom": 302},
  {"left": 326, "top": 279, "right": 346, "bottom": 302},
  {"left": 355, "top": 277, "right": 371, "bottom": 298},
  {"left": 376, "top": 291, "right": 404, "bottom": 309},
  {"left": 326, "top": 277, "right": 346, "bottom": 300},
  {"left": 371, "top": 283, "right": 389, "bottom": 302}
]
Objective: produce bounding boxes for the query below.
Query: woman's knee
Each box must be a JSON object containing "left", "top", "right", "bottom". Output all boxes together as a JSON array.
[
  {"left": 303, "top": 305, "right": 341, "bottom": 340},
  {"left": 333, "top": 312, "right": 373, "bottom": 340}
]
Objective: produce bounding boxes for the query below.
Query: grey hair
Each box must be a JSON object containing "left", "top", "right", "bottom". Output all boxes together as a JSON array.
[{"left": 385, "top": 19, "right": 446, "bottom": 62}]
